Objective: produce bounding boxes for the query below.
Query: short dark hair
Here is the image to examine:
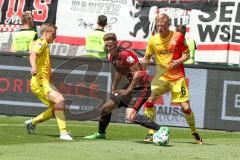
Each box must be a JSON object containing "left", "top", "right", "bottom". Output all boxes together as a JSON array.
[
  {"left": 103, "top": 33, "right": 117, "bottom": 42},
  {"left": 97, "top": 15, "right": 107, "bottom": 27}
]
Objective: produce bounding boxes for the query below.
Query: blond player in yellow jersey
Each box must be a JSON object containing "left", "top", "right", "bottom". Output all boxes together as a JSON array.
[
  {"left": 141, "top": 13, "right": 203, "bottom": 144},
  {"left": 25, "top": 23, "right": 73, "bottom": 140}
]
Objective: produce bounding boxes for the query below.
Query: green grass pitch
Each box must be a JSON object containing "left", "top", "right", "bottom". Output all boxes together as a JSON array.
[{"left": 0, "top": 115, "right": 240, "bottom": 160}]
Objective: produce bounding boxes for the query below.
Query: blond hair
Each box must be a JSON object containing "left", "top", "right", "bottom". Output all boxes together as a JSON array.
[
  {"left": 155, "top": 13, "right": 170, "bottom": 25},
  {"left": 21, "top": 12, "right": 33, "bottom": 25},
  {"left": 40, "top": 23, "right": 57, "bottom": 35}
]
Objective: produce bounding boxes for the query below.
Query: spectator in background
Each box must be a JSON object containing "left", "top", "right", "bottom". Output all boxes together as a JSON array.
[
  {"left": 85, "top": 15, "right": 108, "bottom": 59},
  {"left": 176, "top": 25, "right": 196, "bottom": 64},
  {"left": 11, "top": 12, "right": 38, "bottom": 53}
]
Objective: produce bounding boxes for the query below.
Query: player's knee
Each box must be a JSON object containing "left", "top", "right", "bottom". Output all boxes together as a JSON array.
[
  {"left": 125, "top": 113, "right": 134, "bottom": 122},
  {"left": 181, "top": 102, "right": 191, "bottom": 114},
  {"left": 145, "top": 101, "right": 154, "bottom": 108},
  {"left": 182, "top": 107, "right": 192, "bottom": 115},
  {"left": 54, "top": 101, "right": 65, "bottom": 111},
  {"left": 100, "top": 100, "right": 116, "bottom": 115},
  {"left": 100, "top": 106, "right": 111, "bottom": 116},
  {"left": 56, "top": 94, "right": 65, "bottom": 103},
  {"left": 125, "top": 109, "right": 137, "bottom": 122},
  {"left": 125, "top": 115, "right": 134, "bottom": 122}
]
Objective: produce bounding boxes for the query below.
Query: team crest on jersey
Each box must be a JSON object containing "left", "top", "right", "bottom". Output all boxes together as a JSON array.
[
  {"left": 36, "top": 42, "right": 43, "bottom": 48},
  {"left": 126, "top": 56, "right": 134, "bottom": 63},
  {"left": 170, "top": 40, "right": 176, "bottom": 45}
]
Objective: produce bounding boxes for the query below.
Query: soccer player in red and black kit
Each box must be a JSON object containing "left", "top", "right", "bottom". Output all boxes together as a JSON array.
[{"left": 84, "top": 33, "right": 166, "bottom": 139}]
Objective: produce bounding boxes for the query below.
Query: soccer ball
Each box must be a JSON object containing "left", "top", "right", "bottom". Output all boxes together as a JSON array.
[{"left": 153, "top": 128, "right": 170, "bottom": 146}]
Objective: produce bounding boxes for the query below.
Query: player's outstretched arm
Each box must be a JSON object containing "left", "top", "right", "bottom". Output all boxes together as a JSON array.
[{"left": 112, "top": 71, "right": 123, "bottom": 91}]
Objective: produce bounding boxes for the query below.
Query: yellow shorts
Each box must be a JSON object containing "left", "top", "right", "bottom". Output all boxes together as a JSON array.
[
  {"left": 30, "top": 79, "right": 56, "bottom": 106},
  {"left": 151, "top": 77, "right": 189, "bottom": 103}
]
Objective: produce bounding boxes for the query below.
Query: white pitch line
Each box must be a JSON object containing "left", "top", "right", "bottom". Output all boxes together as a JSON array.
[{"left": 0, "top": 124, "right": 96, "bottom": 127}]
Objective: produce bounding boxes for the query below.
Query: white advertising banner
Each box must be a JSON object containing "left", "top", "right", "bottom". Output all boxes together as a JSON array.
[
  {"left": 55, "top": 0, "right": 240, "bottom": 64},
  {"left": 55, "top": 0, "right": 157, "bottom": 49},
  {"left": 55, "top": 0, "right": 192, "bottom": 49},
  {"left": 1, "top": 0, "right": 239, "bottom": 64},
  {"left": 189, "top": 0, "right": 240, "bottom": 64}
]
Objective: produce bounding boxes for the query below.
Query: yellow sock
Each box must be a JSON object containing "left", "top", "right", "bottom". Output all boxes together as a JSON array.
[
  {"left": 54, "top": 110, "right": 67, "bottom": 133},
  {"left": 184, "top": 111, "right": 197, "bottom": 133},
  {"left": 32, "top": 108, "right": 53, "bottom": 125},
  {"left": 148, "top": 129, "right": 155, "bottom": 135},
  {"left": 54, "top": 101, "right": 67, "bottom": 133},
  {"left": 144, "top": 107, "right": 156, "bottom": 134},
  {"left": 144, "top": 107, "right": 155, "bottom": 121}
]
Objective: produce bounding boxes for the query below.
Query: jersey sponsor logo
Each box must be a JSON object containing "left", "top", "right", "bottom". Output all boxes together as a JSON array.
[
  {"left": 126, "top": 56, "right": 134, "bottom": 64},
  {"left": 159, "top": 49, "right": 170, "bottom": 54},
  {"left": 170, "top": 40, "right": 176, "bottom": 45}
]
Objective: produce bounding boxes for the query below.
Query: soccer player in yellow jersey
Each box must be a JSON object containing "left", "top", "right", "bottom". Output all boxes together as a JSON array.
[
  {"left": 141, "top": 13, "right": 203, "bottom": 144},
  {"left": 25, "top": 23, "right": 73, "bottom": 140}
]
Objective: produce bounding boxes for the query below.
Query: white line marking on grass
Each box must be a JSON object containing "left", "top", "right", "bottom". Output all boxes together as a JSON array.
[
  {"left": 0, "top": 124, "right": 96, "bottom": 127},
  {"left": 0, "top": 100, "right": 82, "bottom": 109}
]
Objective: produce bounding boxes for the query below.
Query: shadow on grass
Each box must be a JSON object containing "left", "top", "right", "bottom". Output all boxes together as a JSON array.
[
  {"left": 134, "top": 141, "right": 174, "bottom": 147},
  {"left": 171, "top": 140, "right": 215, "bottom": 145},
  {"left": 45, "top": 134, "right": 59, "bottom": 138}
]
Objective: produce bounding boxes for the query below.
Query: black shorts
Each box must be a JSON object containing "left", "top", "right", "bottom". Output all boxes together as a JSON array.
[{"left": 110, "top": 82, "right": 151, "bottom": 111}]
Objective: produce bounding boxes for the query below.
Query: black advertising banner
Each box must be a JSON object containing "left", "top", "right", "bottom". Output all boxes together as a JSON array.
[
  {"left": 0, "top": 53, "right": 119, "bottom": 121},
  {"left": 0, "top": 0, "right": 58, "bottom": 28},
  {"left": 204, "top": 69, "right": 240, "bottom": 131},
  {"left": 3, "top": 52, "right": 240, "bottom": 129}
]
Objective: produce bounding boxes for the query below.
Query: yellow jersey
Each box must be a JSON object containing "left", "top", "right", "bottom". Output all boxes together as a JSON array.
[
  {"left": 146, "top": 31, "right": 188, "bottom": 81},
  {"left": 31, "top": 38, "right": 51, "bottom": 82}
]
